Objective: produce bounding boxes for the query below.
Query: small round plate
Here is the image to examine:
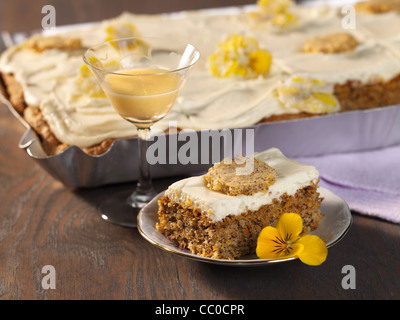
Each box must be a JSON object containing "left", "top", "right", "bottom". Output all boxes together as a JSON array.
[{"left": 137, "top": 187, "right": 352, "bottom": 266}]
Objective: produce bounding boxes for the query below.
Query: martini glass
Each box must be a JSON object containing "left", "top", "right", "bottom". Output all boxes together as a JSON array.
[{"left": 84, "top": 37, "right": 200, "bottom": 227}]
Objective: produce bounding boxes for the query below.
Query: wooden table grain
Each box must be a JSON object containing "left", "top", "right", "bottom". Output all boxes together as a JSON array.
[{"left": 1, "top": 0, "right": 400, "bottom": 301}]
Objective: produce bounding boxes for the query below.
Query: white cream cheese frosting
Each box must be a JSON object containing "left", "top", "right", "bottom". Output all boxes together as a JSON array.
[
  {"left": 2, "top": 6, "right": 400, "bottom": 148},
  {"left": 164, "top": 148, "right": 319, "bottom": 222}
]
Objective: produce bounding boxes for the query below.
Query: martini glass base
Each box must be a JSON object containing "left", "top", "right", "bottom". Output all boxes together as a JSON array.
[{"left": 99, "top": 189, "right": 157, "bottom": 228}]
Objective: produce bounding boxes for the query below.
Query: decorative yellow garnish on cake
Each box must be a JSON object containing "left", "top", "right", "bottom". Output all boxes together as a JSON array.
[
  {"left": 73, "top": 64, "right": 106, "bottom": 99},
  {"left": 87, "top": 56, "right": 104, "bottom": 69},
  {"left": 73, "top": 59, "right": 119, "bottom": 100},
  {"left": 209, "top": 34, "right": 272, "bottom": 79},
  {"left": 271, "top": 11, "right": 300, "bottom": 29},
  {"left": 104, "top": 22, "right": 148, "bottom": 51},
  {"left": 276, "top": 76, "right": 340, "bottom": 114},
  {"left": 256, "top": 213, "right": 328, "bottom": 266},
  {"left": 249, "top": 0, "right": 300, "bottom": 32},
  {"left": 257, "top": 0, "right": 293, "bottom": 15},
  {"left": 105, "top": 22, "right": 141, "bottom": 41}
]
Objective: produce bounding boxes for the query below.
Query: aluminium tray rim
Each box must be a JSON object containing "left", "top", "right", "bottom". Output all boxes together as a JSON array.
[{"left": 2, "top": 85, "right": 400, "bottom": 161}]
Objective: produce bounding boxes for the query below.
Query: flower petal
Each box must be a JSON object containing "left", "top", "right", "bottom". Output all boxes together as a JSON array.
[
  {"left": 256, "top": 226, "right": 304, "bottom": 260},
  {"left": 256, "top": 226, "right": 283, "bottom": 259},
  {"left": 285, "top": 242, "right": 304, "bottom": 258},
  {"left": 297, "top": 235, "right": 328, "bottom": 266},
  {"left": 276, "top": 213, "right": 303, "bottom": 243},
  {"left": 249, "top": 49, "right": 272, "bottom": 75}
]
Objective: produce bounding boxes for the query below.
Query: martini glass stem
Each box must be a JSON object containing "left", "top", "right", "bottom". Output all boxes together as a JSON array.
[
  {"left": 137, "top": 127, "right": 153, "bottom": 194},
  {"left": 127, "top": 127, "right": 156, "bottom": 207}
]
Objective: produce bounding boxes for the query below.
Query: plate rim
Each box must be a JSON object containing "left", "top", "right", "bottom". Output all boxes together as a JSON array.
[{"left": 137, "top": 187, "right": 352, "bottom": 266}]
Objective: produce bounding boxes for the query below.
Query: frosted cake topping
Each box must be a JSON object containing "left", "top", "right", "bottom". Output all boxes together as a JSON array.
[{"left": 166, "top": 148, "right": 320, "bottom": 221}]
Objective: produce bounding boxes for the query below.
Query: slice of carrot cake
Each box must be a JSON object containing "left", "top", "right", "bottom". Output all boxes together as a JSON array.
[{"left": 156, "top": 148, "right": 323, "bottom": 260}]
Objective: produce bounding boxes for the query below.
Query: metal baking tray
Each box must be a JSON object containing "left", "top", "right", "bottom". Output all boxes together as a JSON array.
[
  {"left": 2, "top": 85, "right": 400, "bottom": 188},
  {"left": 2, "top": 3, "right": 400, "bottom": 188}
]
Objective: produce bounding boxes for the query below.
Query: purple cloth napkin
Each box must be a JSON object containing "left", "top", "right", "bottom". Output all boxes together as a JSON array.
[{"left": 294, "top": 144, "right": 400, "bottom": 224}]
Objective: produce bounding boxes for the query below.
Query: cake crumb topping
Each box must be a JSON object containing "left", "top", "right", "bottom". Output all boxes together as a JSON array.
[
  {"left": 23, "top": 35, "right": 82, "bottom": 53},
  {"left": 204, "top": 156, "right": 277, "bottom": 196},
  {"left": 302, "top": 32, "right": 359, "bottom": 54},
  {"left": 355, "top": 0, "right": 400, "bottom": 14}
]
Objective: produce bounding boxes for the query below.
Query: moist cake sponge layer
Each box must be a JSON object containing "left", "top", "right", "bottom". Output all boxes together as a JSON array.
[
  {"left": 156, "top": 148, "right": 323, "bottom": 260},
  {"left": 156, "top": 183, "right": 323, "bottom": 260}
]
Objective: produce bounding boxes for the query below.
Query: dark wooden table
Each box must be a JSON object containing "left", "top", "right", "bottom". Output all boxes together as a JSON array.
[{"left": 1, "top": 0, "right": 399, "bottom": 301}]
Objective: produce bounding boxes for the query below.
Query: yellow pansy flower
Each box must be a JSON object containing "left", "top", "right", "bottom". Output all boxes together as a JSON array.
[{"left": 256, "top": 213, "right": 328, "bottom": 266}]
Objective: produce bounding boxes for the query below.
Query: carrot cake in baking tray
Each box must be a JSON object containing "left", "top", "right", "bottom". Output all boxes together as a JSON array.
[
  {"left": 2, "top": 0, "right": 400, "bottom": 157},
  {"left": 156, "top": 148, "right": 323, "bottom": 260}
]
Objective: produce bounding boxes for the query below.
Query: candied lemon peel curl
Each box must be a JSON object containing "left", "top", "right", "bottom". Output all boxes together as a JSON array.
[{"left": 209, "top": 34, "right": 272, "bottom": 79}]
